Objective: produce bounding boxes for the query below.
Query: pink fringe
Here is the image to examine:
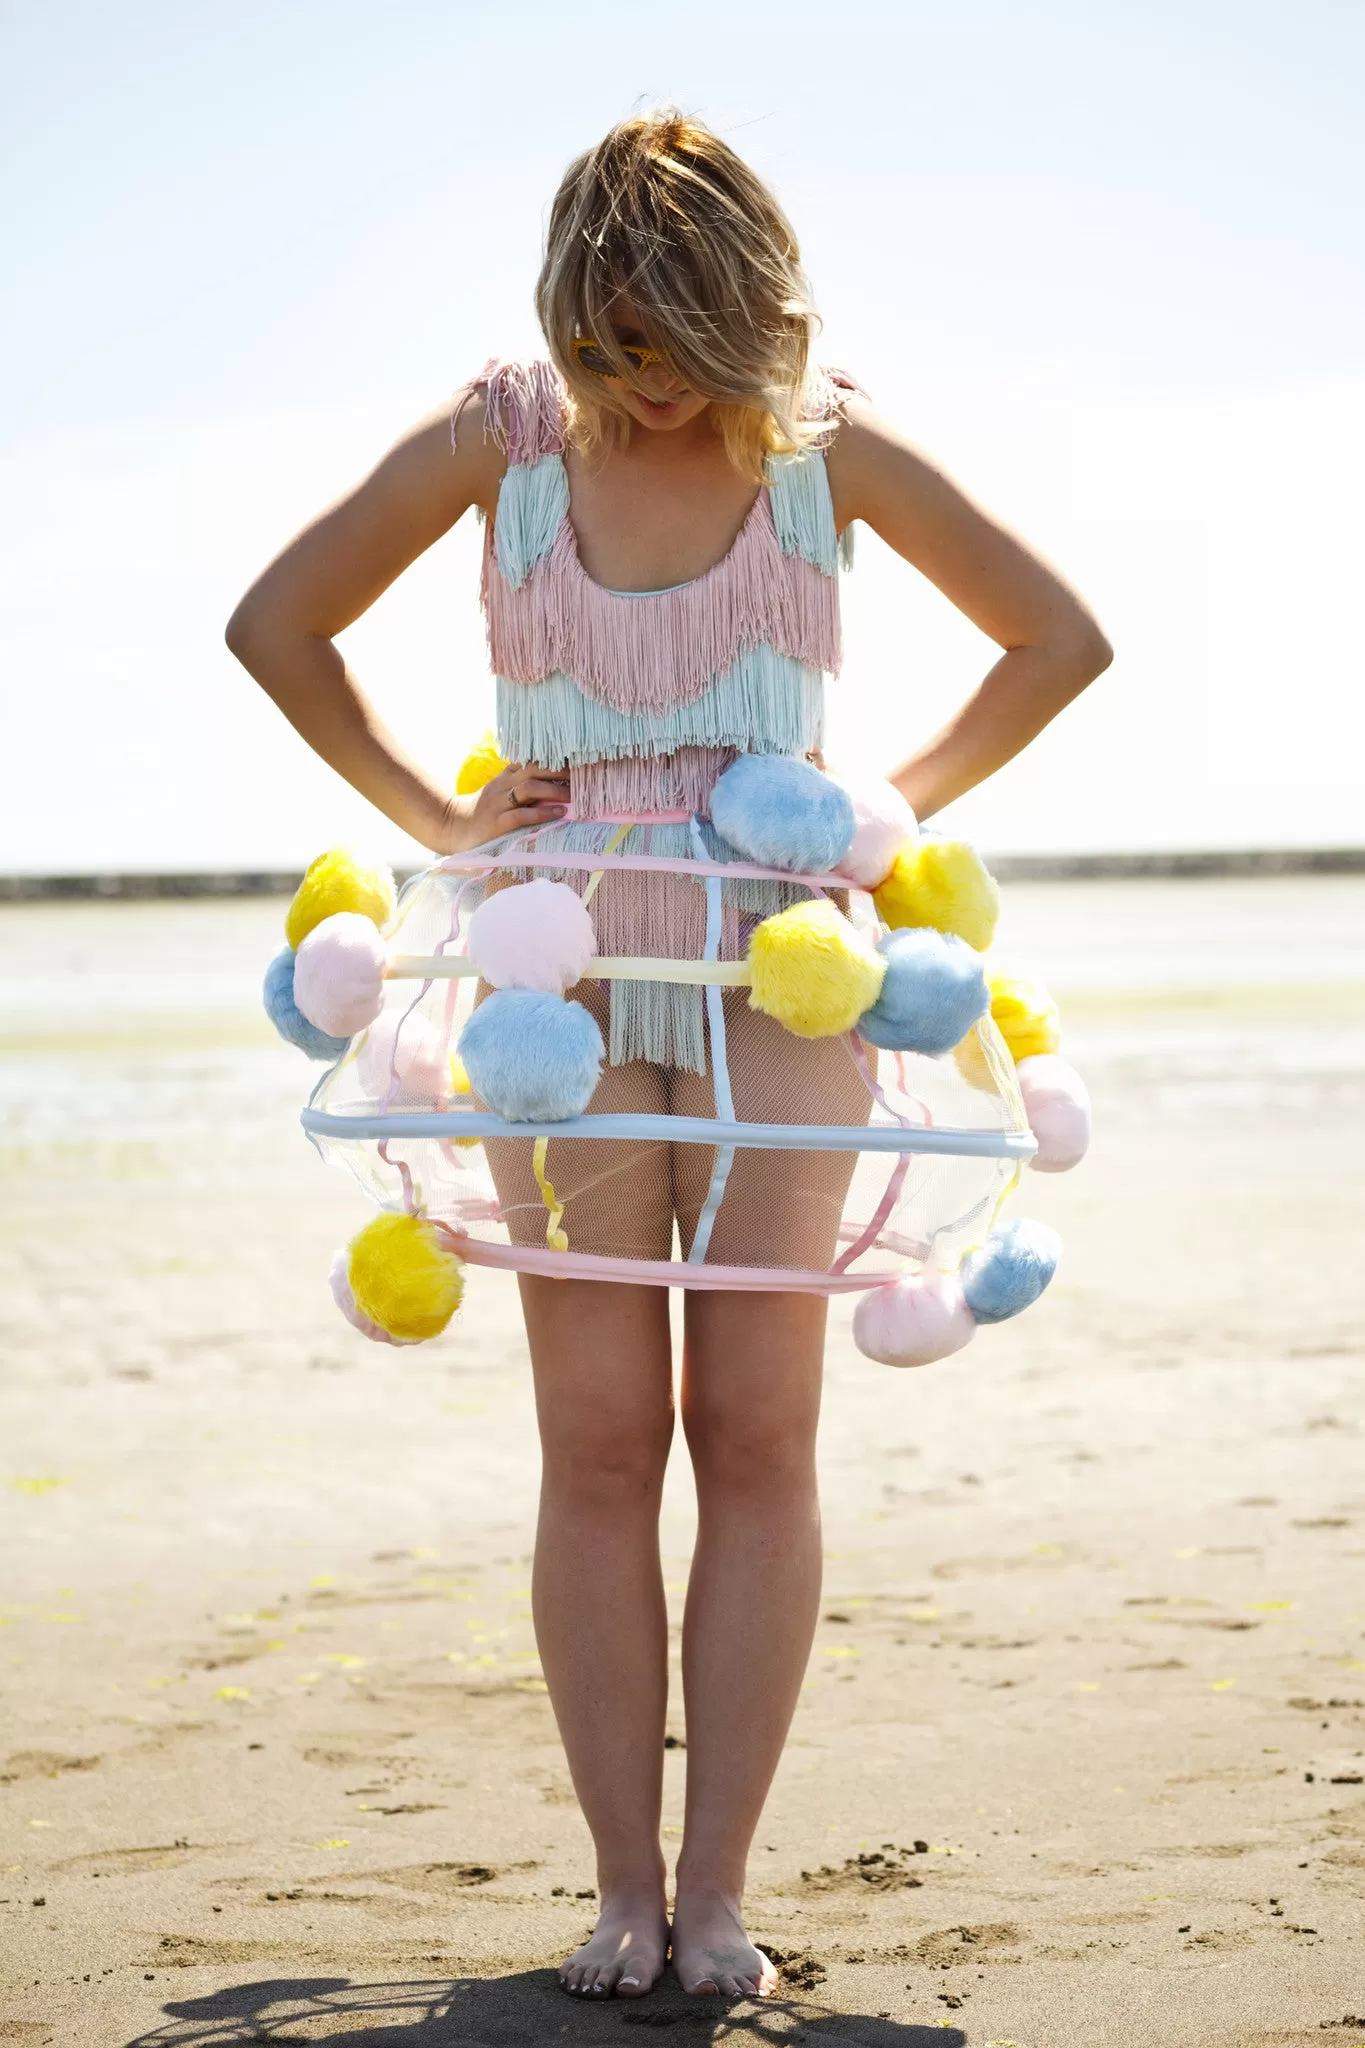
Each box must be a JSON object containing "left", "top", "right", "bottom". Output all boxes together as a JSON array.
[
  {"left": 482, "top": 489, "right": 841, "bottom": 709},
  {"left": 801, "top": 364, "right": 866, "bottom": 445},
  {"left": 571, "top": 748, "right": 736, "bottom": 819},
  {"left": 474, "top": 358, "right": 565, "bottom": 467}
]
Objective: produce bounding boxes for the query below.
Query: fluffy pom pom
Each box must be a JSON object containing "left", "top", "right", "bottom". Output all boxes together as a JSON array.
[
  {"left": 710, "top": 754, "right": 856, "bottom": 873},
  {"left": 285, "top": 848, "right": 395, "bottom": 950},
  {"left": 874, "top": 839, "right": 1000, "bottom": 953},
  {"left": 446, "top": 1051, "right": 481, "bottom": 1146},
  {"left": 832, "top": 776, "right": 918, "bottom": 889},
  {"left": 344, "top": 1211, "right": 465, "bottom": 1343},
  {"left": 354, "top": 1008, "right": 451, "bottom": 1106},
  {"left": 455, "top": 729, "right": 510, "bottom": 796},
  {"left": 961, "top": 1218, "right": 1061, "bottom": 1323},
  {"left": 465, "top": 878, "right": 597, "bottom": 993},
  {"left": 293, "top": 913, "right": 388, "bottom": 1038},
  {"left": 747, "top": 899, "right": 886, "bottom": 1039},
  {"left": 988, "top": 971, "right": 1060, "bottom": 1062},
  {"left": 855, "top": 928, "right": 989, "bottom": 1056},
  {"left": 262, "top": 946, "right": 350, "bottom": 1062},
  {"left": 853, "top": 1272, "right": 978, "bottom": 1368},
  {"left": 1017, "top": 1054, "right": 1092, "bottom": 1172},
  {"left": 329, "top": 1245, "right": 420, "bottom": 1346},
  {"left": 458, "top": 990, "right": 604, "bottom": 1121}
]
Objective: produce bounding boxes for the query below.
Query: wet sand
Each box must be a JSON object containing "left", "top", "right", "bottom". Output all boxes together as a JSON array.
[{"left": 2, "top": 876, "right": 1364, "bottom": 2047}]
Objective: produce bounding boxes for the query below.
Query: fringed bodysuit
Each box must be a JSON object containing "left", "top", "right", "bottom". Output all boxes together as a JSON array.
[{"left": 470, "top": 358, "right": 858, "bottom": 1075}]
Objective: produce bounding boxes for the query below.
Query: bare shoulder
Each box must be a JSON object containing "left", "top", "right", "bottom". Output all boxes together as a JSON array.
[
  {"left": 822, "top": 393, "right": 1111, "bottom": 658},
  {"left": 823, "top": 394, "right": 974, "bottom": 535},
  {"left": 225, "top": 379, "right": 511, "bottom": 644},
  {"left": 371, "top": 383, "right": 507, "bottom": 527}
]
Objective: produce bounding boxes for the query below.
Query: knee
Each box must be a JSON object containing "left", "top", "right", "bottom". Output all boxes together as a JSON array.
[
  {"left": 682, "top": 1401, "right": 817, "bottom": 1499},
  {"left": 540, "top": 1423, "right": 672, "bottom": 1514}
]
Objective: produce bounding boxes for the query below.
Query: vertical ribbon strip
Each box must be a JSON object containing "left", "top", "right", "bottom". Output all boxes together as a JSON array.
[{"left": 686, "top": 816, "right": 736, "bottom": 1265}]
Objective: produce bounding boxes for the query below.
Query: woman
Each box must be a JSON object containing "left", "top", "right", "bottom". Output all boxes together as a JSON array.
[{"left": 227, "top": 110, "right": 1110, "bottom": 2002}]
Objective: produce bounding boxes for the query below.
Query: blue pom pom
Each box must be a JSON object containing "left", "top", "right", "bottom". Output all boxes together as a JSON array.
[
  {"left": 961, "top": 1219, "right": 1061, "bottom": 1324},
  {"left": 855, "top": 928, "right": 988, "bottom": 1055},
  {"left": 458, "top": 990, "right": 604, "bottom": 1122},
  {"left": 263, "top": 945, "right": 351, "bottom": 1062},
  {"left": 710, "top": 753, "right": 856, "bottom": 873}
]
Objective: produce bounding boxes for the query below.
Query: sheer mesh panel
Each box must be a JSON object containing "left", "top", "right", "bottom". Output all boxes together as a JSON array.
[{"left": 307, "top": 858, "right": 1028, "bottom": 1285}]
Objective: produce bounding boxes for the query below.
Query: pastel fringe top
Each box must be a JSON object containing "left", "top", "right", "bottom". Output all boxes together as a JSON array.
[{"left": 465, "top": 357, "right": 859, "bottom": 1069}]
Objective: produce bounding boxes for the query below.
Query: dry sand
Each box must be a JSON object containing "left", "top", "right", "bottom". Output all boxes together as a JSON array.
[{"left": 2, "top": 875, "right": 1364, "bottom": 2048}]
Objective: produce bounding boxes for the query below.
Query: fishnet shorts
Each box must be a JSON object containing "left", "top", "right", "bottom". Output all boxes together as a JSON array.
[{"left": 482, "top": 980, "right": 873, "bottom": 1269}]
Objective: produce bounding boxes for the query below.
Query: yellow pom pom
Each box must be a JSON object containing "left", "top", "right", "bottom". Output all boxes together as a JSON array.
[
  {"left": 987, "top": 970, "right": 1060, "bottom": 1062},
  {"left": 347, "top": 1211, "right": 464, "bottom": 1343},
  {"left": 953, "top": 969, "right": 1060, "bottom": 1088},
  {"left": 455, "top": 730, "right": 509, "bottom": 797},
  {"left": 873, "top": 839, "right": 1000, "bottom": 953},
  {"left": 285, "top": 848, "right": 396, "bottom": 951},
  {"left": 747, "top": 899, "right": 886, "bottom": 1039},
  {"left": 952, "top": 1022, "right": 993, "bottom": 1092},
  {"left": 447, "top": 1052, "right": 479, "bottom": 1146}
]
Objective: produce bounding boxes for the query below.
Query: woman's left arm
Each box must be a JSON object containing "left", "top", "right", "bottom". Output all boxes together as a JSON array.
[{"left": 824, "top": 399, "right": 1113, "bottom": 821}]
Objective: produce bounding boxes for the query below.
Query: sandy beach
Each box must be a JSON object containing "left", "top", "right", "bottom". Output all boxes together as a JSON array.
[{"left": 2, "top": 874, "right": 1364, "bottom": 2048}]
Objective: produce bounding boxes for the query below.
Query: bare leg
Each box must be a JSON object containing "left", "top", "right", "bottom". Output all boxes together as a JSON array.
[
  {"left": 522, "top": 1275, "right": 675, "bottom": 1997},
  {"left": 670, "top": 1289, "right": 827, "bottom": 1997}
]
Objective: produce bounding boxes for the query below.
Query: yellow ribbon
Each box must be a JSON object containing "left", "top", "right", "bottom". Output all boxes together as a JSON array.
[
  {"left": 532, "top": 1137, "right": 569, "bottom": 1251},
  {"left": 581, "top": 822, "right": 633, "bottom": 909}
]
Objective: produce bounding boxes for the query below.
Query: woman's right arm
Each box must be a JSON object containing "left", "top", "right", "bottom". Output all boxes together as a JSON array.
[{"left": 224, "top": 390, "right": 568, "bottom": 853}]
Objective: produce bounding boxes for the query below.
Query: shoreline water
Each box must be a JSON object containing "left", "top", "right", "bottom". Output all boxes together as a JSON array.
[{"left": 1, "top": 844, "right": 1363, "bottom": 902}]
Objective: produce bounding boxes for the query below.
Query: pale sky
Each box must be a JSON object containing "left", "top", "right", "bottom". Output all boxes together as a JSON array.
[{"left": 2, "top": 0, "right": 1362, "bottom": 872}]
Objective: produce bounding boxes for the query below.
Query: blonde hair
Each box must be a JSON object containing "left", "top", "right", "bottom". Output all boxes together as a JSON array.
[{"left": 536, "top": 112, "right": 823, "bottom": 483}]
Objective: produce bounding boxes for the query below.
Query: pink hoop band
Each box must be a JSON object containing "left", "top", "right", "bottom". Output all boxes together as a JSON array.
[
  {"left": 435, "top": 849, "right": 855, "bottom": 888},
  {"left": 433, "top": 1226, "right": 892, "bottom": 1294}
]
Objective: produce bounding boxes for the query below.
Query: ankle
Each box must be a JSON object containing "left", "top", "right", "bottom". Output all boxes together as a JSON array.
[
  {"left": 672, "top": 1871, "right": 746, "bottom": 1907},
  {"left": 595, "top": 1863, "right": 667, "bottom": 1904}
]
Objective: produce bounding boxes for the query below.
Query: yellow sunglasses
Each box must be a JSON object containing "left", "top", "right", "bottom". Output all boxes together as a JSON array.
[{"left": 571, "top": 336, "right": 672, "bottom": 379}]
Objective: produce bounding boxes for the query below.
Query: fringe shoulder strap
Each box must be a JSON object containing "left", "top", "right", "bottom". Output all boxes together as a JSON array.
[{"left": 453, "top": 358, "right": 567, "bottom": 467}]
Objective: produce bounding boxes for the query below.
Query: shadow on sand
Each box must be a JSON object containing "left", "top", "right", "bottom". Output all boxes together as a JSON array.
[{"left": 125, "top": 1972, "right": 968, "bottom": 2045}]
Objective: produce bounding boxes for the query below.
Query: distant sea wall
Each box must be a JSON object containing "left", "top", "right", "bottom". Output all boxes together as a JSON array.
[{"left": 1, "top": 847, "right": 1362, "bottom": 901}]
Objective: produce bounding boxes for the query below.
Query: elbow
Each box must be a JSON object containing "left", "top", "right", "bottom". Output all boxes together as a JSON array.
[
  {"left": 1086, "top": 627, "right": 1115, "bottom": 679},
  {"left": 224, "top": 592, "right": 280, "bottom": 674},
  {"left": 1060, "top": 616, "right": 1113, "bottom": 689},
  {"left": 224, "top": 597, "right": 256, "bottom": 665}
]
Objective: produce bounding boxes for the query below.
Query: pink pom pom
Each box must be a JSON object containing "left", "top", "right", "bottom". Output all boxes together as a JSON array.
[
  {"left": 466, "top": 878, "right": 597, "bottom": 993},
  {"left": 1017, "top": 1053, "right": 1092, "bottom": 1172},
  {"left": 328, "top": 1246, "right": 419, "bottom": 1346},
  {"left": 832, "top": 776, "right": 918, "bottom": 889},
  {"left": 852, "top": 1271, "right": 978, "bottom": 1368},
  {"left": 354, "top": 1008, "right": 450, "bottom": 1106},
  {"left": 294, "top": 913, "right": 387, "bottom": 1037}
]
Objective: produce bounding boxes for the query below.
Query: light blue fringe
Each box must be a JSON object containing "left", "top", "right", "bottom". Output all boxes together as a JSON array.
[
  {"left": 496, "top": 645, "right": 825, "bottom": 769},
  {"left": 494, "top": 455, "right": 569, "bottom": 590},
  {"left": 765, "top": 450, "right": 840, "bottom": 575},
  {"left": 493, "top": 447, "right": 851, "bottom": 590}
]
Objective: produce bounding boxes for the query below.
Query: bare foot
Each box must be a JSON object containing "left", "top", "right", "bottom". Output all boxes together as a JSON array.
[
  {"left": 559, "top": 1884, "right": 670, "bottom": 1998},
  {"left": 670, "top": 1885, "right": 777, "bottom": 1998}
]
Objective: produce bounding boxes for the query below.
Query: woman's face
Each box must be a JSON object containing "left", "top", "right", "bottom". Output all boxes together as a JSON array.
[{"left": 594, "top": 299, "right": 712, "bottom": 434}]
